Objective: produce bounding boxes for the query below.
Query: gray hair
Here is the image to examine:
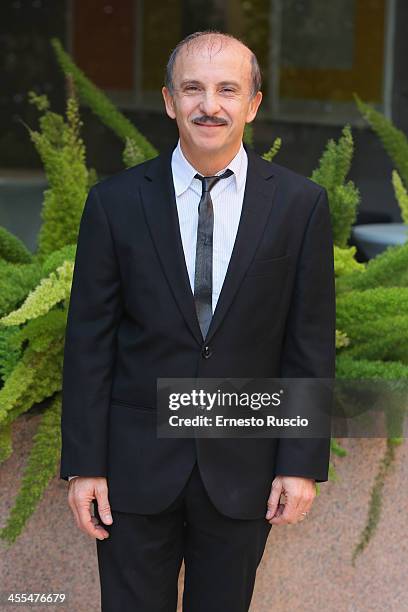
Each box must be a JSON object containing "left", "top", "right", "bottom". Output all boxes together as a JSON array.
[{"left": 164, "top": 30, "right": 262, "bottom": 99}]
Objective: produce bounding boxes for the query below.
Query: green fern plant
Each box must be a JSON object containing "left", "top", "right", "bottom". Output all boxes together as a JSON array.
[
  {"left": 262, "top": 137, "right": 282, "bottom": 162},
  {"left": 0, "top": 393, "right": 62, "bottom": 544},
  {"left": 0, "top": 83, "right": 89, "bottom": 544},
  {"left": 0, "top": 228, "right": 33, "bottom": 264},
  {"left": 311, "top": 124, "right": 360, "bottom": 247},
  {"left": 22, "top": 87, "right": 89, "bottom": 258},
  {"left": 51, "top": 37, "right": 158, "bottom": 166},
  {"left": 392, "top": 170, "right": 408, "bottom": 225},
  {"left": 355, "top": 93, "right": 408, "bottom": 188},
  {"left": 355, "top": 94, "right": 408, "bottom": 226},
  {"left": 310, "top": 116, "right": 408, "bottom": 560}
]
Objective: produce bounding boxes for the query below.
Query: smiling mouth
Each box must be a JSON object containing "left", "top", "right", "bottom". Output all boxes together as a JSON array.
[{"left": 194, "top": 122, "right": 226, "bottom": 127}]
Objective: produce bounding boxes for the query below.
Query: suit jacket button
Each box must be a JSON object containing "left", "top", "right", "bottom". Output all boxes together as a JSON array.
[{"left": 202, "top": 345, "right": 212, "bottom": 359}]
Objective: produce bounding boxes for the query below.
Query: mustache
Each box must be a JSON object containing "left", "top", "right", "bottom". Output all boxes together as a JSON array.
[{"left": 192, "top": 115, "right": 228, "bottom": 125}]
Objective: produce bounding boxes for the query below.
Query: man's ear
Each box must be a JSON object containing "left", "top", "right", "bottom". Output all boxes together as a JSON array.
[
  {"left": 162, "top": 86, "right": 176, "bottom": 119},
  {"left": 246, "top": 91, "right": 263, "bottom": 124}
]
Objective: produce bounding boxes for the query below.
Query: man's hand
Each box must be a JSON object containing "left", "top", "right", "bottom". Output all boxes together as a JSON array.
[
  {"left": 265, "top": 475, "right": 316, "bottom": 525},
  {"left": 68, "top": 477, "right": 113, "bottom": 540}
]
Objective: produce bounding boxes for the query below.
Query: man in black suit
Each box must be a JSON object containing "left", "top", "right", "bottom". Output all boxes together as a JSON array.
[{"left": 60, "top": 30, "right": 335, "bottom": 611}]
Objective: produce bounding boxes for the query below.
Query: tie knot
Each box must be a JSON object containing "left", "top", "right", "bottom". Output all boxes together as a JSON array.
[{"left": 194, "top": 168, "right": 234, "bottom": 193}]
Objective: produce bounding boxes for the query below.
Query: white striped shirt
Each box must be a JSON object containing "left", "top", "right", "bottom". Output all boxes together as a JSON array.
[{"left": 171, "top": 139, "right": 248, "bottom": 313}]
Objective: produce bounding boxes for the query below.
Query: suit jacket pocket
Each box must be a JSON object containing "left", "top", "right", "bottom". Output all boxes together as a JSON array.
[
  {"left": 110, "top": 400, "right": 154, "bottom": 413},
  {"left": 245, "top": 254, "right": 292, "bottom": 277}
]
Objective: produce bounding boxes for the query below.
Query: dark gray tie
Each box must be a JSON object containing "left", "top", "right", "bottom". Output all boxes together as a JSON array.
[{"left": 193, "top": 168, "right": 234, "bottom": 340}]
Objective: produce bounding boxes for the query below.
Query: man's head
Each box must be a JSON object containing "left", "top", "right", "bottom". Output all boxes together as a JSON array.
[{"left": 162, "top": 31, "right": 263, "bottom": 168}]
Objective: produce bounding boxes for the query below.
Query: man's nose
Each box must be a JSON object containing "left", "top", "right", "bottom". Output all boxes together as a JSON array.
[{"left": 199, "top": 91, "right": 222, "bottom": 115}]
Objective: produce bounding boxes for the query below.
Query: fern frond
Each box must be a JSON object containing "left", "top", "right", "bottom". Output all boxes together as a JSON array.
[
  {"left": 51, "top": 38, "right": 157, "bottom": 161},
  {"left": 0, "top": 394, "right": 62, "bottom": 545},
  {"left": 0, "top": 261, "right": 73, "bottom": 326}
]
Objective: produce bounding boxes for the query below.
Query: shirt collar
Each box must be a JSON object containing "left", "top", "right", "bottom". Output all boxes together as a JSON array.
[{"left": 172, "top": 138, "right": 247, "bottom": 197}]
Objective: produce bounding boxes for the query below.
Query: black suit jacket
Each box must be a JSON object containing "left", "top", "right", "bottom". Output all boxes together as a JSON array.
[{"left": 60, "top": 142, "right": 336, "bottom": 519}]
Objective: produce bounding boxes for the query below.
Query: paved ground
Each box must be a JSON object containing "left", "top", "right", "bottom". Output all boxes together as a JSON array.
[{"left": 1, "top": 415, "right": 406, "bottom": 612}]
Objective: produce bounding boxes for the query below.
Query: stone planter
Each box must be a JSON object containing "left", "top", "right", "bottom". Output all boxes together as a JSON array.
[{"left": 351, "top": 223, "right": 408, "bottom": 260}]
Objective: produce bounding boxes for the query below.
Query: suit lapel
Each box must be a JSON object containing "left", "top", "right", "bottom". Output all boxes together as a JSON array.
[
  {"left": 139, "top": 142, "right": 278, "bottom": 346},
  {"left": 205, "top": 144, "right": 278, "bottom": 344},
  {"left": 140, "top": 144, "right": 204, "bottom": 345}
]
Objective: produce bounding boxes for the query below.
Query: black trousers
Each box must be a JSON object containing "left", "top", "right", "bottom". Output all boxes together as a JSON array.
[{"left": 94, "top": 461, "right": 272, "bottom": 611}]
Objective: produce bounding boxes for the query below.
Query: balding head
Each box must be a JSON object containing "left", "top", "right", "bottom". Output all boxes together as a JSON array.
[{"left": 165, "top": 31, "right": 262, "bottom": 99}]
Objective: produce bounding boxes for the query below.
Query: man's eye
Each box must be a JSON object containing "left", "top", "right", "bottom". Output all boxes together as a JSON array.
[
  {"left": 186, "top": 86, "right": 199, "bottom": 91},
  {"left": 221, "top": 88, "right": 235, "bottom": 93}
]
